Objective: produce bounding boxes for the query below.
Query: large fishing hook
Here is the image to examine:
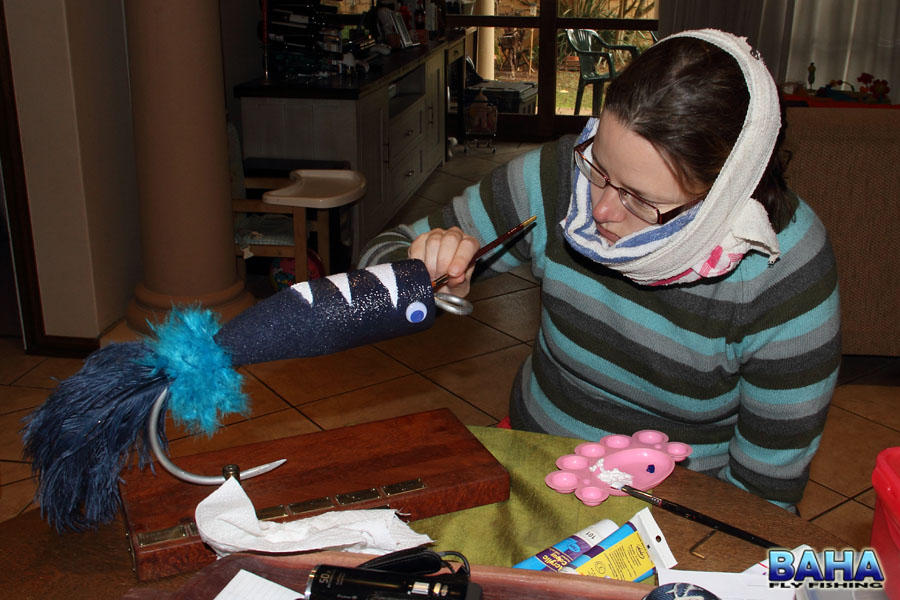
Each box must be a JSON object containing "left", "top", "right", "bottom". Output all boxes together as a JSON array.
[{"left": 147, "top": 387, "right": 286, "bottom": 485}]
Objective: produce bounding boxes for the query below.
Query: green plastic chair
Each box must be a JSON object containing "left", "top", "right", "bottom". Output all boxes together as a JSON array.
[{"left": 565, "top": 29, "right": 640, "bottom": 116}]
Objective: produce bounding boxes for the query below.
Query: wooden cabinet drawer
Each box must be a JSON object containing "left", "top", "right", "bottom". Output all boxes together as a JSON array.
[
  {"left": 447, "top": 38, "right": 465, "bottom": 63},
  {"left": 388, "top": 98, "right": 424, "bottom": 157},
  {"left": 389, "top": 145, "right": 423, "bottom": 208}
]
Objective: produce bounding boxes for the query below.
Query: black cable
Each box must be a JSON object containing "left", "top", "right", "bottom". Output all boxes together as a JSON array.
[{"left": 437, "top": 550, "right": 472, "bottom": 579}]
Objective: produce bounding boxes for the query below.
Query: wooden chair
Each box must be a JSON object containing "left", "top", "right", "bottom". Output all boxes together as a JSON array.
[
  {"left": 233, "top": 170, "right": 366, "bottom": 284},
  {"left": 498, "top": 28, "right": 536, "bottom": 77},
  {"left": 228, "top": 122, "right": 365, "bottom": 285},
  {"left": 497, "top": 29, "right": 522, "bottom": 74}
]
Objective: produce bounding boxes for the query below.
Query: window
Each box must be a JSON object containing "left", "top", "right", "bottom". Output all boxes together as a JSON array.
[{"left": 447, "top": 0, "right": 658, "bottom": 139}]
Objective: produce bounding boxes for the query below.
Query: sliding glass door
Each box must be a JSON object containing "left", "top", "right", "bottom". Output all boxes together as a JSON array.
[{"left": 447, "top": 0, "right": 658, "bottom": 139}]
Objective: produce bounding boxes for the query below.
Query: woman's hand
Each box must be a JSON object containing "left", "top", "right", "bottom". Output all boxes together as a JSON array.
[{"left": 409, "top": 227, "right": 480, "bottom": 297}]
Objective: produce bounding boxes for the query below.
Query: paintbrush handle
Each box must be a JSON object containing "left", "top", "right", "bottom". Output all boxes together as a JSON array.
[
  {"left": 431, "top": 216, "right": 537, "bottom": 289},
  {"left": 621, "top": 485, "right": 780, "bottom": 549},
  {"left": 473, "top": 215, "right": 537, "bottom": 259}
]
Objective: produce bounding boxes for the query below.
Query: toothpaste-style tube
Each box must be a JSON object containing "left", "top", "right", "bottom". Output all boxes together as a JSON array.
[
  {"left": 514, "top": 519, "right": 619, "bottom": 572},
  {"left": 565, "top": 508, "right": 676, "bottom": 582}
]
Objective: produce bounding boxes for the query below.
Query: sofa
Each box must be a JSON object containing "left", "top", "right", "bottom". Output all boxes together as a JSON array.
[{"left": 783, "top": 106, "right": 900, "bottom": 356}]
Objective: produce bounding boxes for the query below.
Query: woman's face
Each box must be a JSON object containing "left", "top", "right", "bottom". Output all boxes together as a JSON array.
[{"left": 589, "top": 114, "right": 700, "bottom": 243}]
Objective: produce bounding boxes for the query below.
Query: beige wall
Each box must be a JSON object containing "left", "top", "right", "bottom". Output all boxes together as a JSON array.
[{"left": 5, "top": 0, "right": 140, "bottom": 338}]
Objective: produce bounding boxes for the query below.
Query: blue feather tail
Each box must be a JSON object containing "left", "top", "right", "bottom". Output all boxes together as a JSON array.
[
  {"left": 22, "top": 342, "right": 167, "bottom": 531},
  {"left": 22, "top": 307, "right": 248, "bottom": 532}
]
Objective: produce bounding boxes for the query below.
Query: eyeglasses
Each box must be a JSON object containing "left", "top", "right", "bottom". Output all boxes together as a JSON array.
[{"left": 573, "top": 137, "right": 701, "bottom": 225}]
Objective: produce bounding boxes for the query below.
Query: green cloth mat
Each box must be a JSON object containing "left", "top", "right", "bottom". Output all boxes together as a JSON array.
[{"left": 411, "top": 426, "right": 646, "bottom": 569}]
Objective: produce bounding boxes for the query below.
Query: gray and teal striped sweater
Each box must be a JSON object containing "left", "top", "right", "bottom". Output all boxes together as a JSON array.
[{"left": 359, "top": 136, "right": 840, "bottom": 508}]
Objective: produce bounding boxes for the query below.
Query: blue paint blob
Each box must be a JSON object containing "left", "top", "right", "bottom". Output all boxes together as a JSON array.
[{"left": 646, "top": 464, "right": 655, "bottom": 473}]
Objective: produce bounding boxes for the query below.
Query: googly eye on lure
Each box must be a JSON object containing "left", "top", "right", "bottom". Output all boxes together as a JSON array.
[
  {"left": 406, "top": 301, "right": 428, "bottom": 323},
  {"left": 22, "top": 259, "right": 470, "bottom": 532}
]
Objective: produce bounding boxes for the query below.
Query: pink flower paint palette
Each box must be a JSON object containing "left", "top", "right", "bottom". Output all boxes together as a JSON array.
[{"left": 545, "top": 430, "right": 693, "bottom": 506}]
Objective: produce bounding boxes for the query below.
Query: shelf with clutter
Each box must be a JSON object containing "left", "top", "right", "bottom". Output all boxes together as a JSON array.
[{"left": 784, "top": 70, "right": 895, "bottom": 109}]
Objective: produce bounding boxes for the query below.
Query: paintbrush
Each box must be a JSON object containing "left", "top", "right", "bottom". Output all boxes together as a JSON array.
[
  {"left": 619, "top": 484, "right": 780, "bottom": 549},
  {"left": 431, "top": 216, "right": 537, "bottom": 289}
]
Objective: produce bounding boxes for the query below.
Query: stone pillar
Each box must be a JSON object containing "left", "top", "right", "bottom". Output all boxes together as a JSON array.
[
  {"left": 475, "top": 0, "right": 494, "bottom": 80},
  {"left": 124, "top": 0, "right": 254, "bottom": 333}
]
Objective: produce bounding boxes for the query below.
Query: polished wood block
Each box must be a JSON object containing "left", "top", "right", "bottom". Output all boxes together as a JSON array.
[
  {"left": 118, "top": 409, "right": 510, "bottom": 580},
  {"left": 2, "top": 428, "right": 846, "bottom": 599}
]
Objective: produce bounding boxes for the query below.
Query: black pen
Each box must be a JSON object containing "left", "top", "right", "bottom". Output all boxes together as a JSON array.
[{"left": 619, "top": 484, "right": 780, "bottom": 549}]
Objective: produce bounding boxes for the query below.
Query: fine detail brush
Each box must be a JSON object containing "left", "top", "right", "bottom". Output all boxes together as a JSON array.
[
  {"left": 432, "top": 215, "right": 538, "bottom": 289},
  {"left": 618, "top": 484, "right": 780, "bottom": 549}
]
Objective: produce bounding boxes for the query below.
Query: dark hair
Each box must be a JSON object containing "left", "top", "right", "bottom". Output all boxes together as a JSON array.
[{"left": 603, "top": 37, "right": 794, "bottom": 231}]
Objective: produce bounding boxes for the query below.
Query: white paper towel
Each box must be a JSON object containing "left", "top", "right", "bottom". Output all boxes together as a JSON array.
[{"left": 195, "top": 477, "right": 433, "bottom": 557}]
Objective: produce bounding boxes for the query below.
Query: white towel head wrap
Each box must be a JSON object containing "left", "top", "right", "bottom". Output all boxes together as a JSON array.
[{"left": 561, "top": 29, "right": 782, "bottom": 286}]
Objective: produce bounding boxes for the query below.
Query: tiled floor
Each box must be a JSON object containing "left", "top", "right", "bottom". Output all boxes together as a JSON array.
[{"left": 1, "top": 142, "right": 899, "bottom": 553}]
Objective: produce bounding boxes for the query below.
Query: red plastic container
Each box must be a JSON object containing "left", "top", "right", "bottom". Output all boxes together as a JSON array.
[{"left": 871, "top": 446, "right": 900, "bottom": 599}]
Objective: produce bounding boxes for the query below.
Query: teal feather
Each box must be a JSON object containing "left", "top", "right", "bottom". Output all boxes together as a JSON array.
[
  {"left": 22, "top": 307, "right": 249, "bottom": 531},
  {"left": 141, "top": 307, "right": 248, "bottom": 436}
]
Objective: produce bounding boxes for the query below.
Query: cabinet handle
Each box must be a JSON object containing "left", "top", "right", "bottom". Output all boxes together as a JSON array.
[
  {"left": 405, "top": 129, "right": 415, "bottom": 136},
  {"left": 406, "top": 170, "right": 414, "bottom": 177}
]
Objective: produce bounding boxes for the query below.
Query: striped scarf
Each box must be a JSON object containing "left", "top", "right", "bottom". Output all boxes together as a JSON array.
[{"left": 561, "top": 29, "right": 782, "bottom": 286}]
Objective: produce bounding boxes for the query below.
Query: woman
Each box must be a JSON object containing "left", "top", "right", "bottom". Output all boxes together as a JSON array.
[{"left": 358, "top": 30, "right": 840, "bottom": 510}]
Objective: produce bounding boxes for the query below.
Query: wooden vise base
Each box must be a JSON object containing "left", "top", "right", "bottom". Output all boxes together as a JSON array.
[{"left": 118, "top": 409, "right": 510, "bottom": 581}]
